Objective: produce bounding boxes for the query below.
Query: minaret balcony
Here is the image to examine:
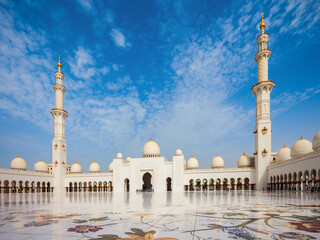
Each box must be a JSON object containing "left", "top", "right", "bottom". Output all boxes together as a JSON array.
[
  {"left": 51, "top": 108, "right": 68, "bottom": 118},
  {"left": 251, "top": 80, "right": 275, "bottom": 91},
  {"left": 53, "top": 84, "right": 66, "bottom": 93}
]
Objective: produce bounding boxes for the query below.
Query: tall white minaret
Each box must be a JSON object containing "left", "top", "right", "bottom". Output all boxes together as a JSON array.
[
  {"left": 252, "top": 13, "right": 275, "bottom": 190},
  {"left": 51, "top": 55, "right": 68, "bottom": 192}
]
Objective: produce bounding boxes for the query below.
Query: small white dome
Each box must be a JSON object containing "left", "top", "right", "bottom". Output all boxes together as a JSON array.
[
  {"left": 291, "top": 135, "right": 313, "bottom": 157},
  {"left": 71, "top": 161, "right": 82, "bottom": 173},
  {"left": 116, "top": 152, "right": 123, "bottom": 159},
  {"left": 211, "top": 154, "right": 224, "bottom": 168},
  {"left": 276, "top": 145, "right": 291, "bottom": 161},
  {"left": 89, "top": 160, "right": 101, "bottom": 173},
  {"left": 109, "top": 161, "right": 114, "bottom": 172},
  {"left": 186, "top": 155, "right": 199, "bottom": 169},
  {"left": 175, "top": 148, "right": 183, "bottom": 156},
  {"left": 312, "top": 131, "right": 320, "bottom": 150},
  {"left": 143, "top": 137, "right": 160, "bottom": 157},
  {"left": 237, "top": 153, "right": 251, "bottom": 168},
  {"left": 126, "top": 156, "right": 131, "bottom": 161},
  {"left": 34, "top": 159, "right": 48, "bottom": 172},
  {"left": 11, "top": 155, "right": 27, "bottom": 170}
]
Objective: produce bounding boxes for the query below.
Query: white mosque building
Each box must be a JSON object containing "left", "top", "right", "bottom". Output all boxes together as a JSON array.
[{"left": 0, "top": 15, "right": 319, "bottom": 194}]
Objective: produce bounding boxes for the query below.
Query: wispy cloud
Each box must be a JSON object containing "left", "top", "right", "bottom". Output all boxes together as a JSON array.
[{"left": 110, "top": 28, "right": 131, "bottom": 48}]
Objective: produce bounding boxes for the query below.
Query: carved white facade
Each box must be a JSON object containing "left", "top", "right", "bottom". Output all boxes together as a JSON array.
[{"left": 0, "top": 15, "right": 319, "bottom": 194}]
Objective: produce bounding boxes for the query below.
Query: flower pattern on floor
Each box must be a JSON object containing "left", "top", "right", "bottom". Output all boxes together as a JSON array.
[{"left": 0, "top": 191, "right": 319, "bottom": 239}]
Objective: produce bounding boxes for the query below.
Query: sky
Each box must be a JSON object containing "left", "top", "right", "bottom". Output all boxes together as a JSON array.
[{"left": 0, "top": 0, "right": 319, "bottom": 172}]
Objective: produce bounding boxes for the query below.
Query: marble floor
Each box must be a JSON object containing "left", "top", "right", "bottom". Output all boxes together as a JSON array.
[{"left": 0, "top": 191, "right": 319, "bottom": 239}]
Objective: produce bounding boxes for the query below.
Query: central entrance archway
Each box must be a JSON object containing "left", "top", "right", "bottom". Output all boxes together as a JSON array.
[{"left": 142, "top": 172, "right": 152, "bottom": 190}]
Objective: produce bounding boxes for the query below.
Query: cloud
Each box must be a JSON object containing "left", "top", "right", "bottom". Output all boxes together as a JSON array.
[
  {"left": 76, "top": 0, "right": 94, "bottom": 13},
  {"left": 69, "top": 46, "right": 109, "bottom": 80},
  {"left": 110, "top": 28, "right": 131, "bottom": 48}
]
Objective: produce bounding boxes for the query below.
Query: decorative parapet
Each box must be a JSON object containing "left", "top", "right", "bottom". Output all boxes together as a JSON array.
[{"left": 251, "top": 80, "right": 275, "bottom": 90}]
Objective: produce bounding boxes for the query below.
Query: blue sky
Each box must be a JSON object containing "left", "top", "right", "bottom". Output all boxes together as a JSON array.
[{"left": 0, "top": 0, "right": 319, "bottom": 172}]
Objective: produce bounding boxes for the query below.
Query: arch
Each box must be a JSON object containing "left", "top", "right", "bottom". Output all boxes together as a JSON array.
[
  {"left": 209, "top": 178, "right": 214, "bottom": 190},
  {"left": 93, "top": 181, "right": 97, "bottom": 192},
  {"left": 78, "top": 182, "right": 82, "bottom": 192},
  {"left": 288, "top": 173, "right": 292, "bottom": 190},
  {"left": 216, "top": 178, "right": 221, "bottom": 190},
  {"left": 88, "top": 182, "right": 92, "bottom": 192},
  {"left": 298, "top": 171, "right": 303, "bottom": 191},
  {"left": 31, "top": 181, "right": 35, "bottom": 192},
  {"left": 142, "top": 172, "right": 152, "bottom": 191},
  {"left": 74, "top": 182, "right": 78, "bottom": 192},
  {"left": 18, "top": 180, "right": 23, "bottom": 193},
  {"left": 84, "top": 182, "right": 87, "bottom": 192},
  {"left": 304, "top": 170, "right": 309, "bottom": 191},
  {"left": 47, "top": 182, "right": 51, "bottom": 192},
  {"left": 4, "top": 180, "right": 9, "bottom": 193},
  {"left": 103, "top": 181, "right": 107, "bottom": 191},
  {"left": 166, "top": 177, "right": 172, "bottom": 191},
  {"left": 195, "top": 179, "right": 201, "bottom": 191},
  {"left": 223, "top": 178, "right": 228, "bottom": 190},
  {"left": 189, "top": 179, "right": 194, "bottom": 191},
  {"left": 108, "top": 181, "right": 113, "bottom": 192},
  {"left": 280, "top": 175, "right": 283, "bottom": 190},
  {"left": 98, "top": 181, "right": 102, "bottom": 191},
  {"left": 25, "top": 181, "right": 29, "bottom": 193},
  {"left": 202, "top": 179, "right": 207, "bottom": 191},
  {"left": 311, "top": 169, "right": 317, "bottom": 191},
  {"left": 124, "top": 178, "right": 130, "bottom": 192},
  {"left": 69, "top": 182, "right": 73, "bottom": 192},
  {"left": 230, "top": 178, "right": 235, "bottom": 190},
  {"left": 41, "top": 182, "right": 46, "bottom": 192},
  {"left": 11, "top": 180, "right": 17, "bottom": 193},
  {"left": 244, "top": 178, "right": 249, "bottom": 190},
  {"left": 237, "top": 178, "right": 242, "bottom": 190}
]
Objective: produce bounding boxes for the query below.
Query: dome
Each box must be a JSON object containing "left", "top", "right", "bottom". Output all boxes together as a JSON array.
[
  {"left": 34, "top": 159, "right": 48, "bottom": 173},
  {"left": 186, "top": 155, "right": 199, "bottom": 169},
  {"left": 11, "top": 155, "right": 27, "bottom": 170},
  {"left": 211, "top": 154, "right": 224, "bottom": 168},
  {"left": 109, "top": 161, "right": 114, "bottom": 172},
  {"left": 312, "top": 130, "right": 320, "bottom": 150},
  {"left": 126, "top": 156, "right": 131, "bottom": 161},
  {"left": 89, "top": 160, "right": 101, "bottom": 173},
  {"left": 237, "top": 153, "right": 251, "bottom": 168},
  {"left": 71, "top": 161, "right": 82, "bottom": 173},
  {"left": 291, "top": 135, "right": 313, "bottom": 157},
  {"left": 175, "top": 148, "right": 183, "bottom": 156},
  {"left": 143, "top": 137, "right": 160, "bottom": 157},
  {"left": 116, "top": 152, "right": 123, "bottom": 159},
  {"left": 276, "top": 144, "right": 291, "bottom": 161}
]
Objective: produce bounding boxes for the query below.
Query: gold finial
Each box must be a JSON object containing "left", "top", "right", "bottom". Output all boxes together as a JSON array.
[
  {"left": 191, "top": 154, "right": 194, "bottom": 158},
  {"left": 243, "top": 152, "right": 245, "bottom": 155},
  {"left": 217, "top": 153, "right": 219, "bottom": 156},
  {"left": 284, "top": 144, "right": 286, "bottom": 148},
  {"left": 57, "top": 55, "right": 62, "bottom": 68},
  {"left": 75, "top": 160, "right": 77, "bottom": 163},
  {"left": 150, "top": 136, "right": 153, "bottom": 141},
  {"left": 301, "top": 134, "right": 303, "bottom": 140},
  {"left": 18, "top": 154, "right": 20, "bottom": 158},
  {"left": 260, "top": 12, "right": 266, "bottom": 30},
  {"left": 94, "top": 160, "right": 96, "bottom": 163},
  {"left": 40, "top": 158, "right": 42, "bottom": 162}
]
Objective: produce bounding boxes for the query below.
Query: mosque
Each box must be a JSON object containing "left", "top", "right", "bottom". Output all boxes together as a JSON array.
[{"left": 0, "top": 15, "right": 319, "bottom": 194}]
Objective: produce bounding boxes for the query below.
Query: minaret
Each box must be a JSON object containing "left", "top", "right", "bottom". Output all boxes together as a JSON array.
[
  {"left": 251, "top": 13, "right": 275, "bottom": 190},
  {"left": 51, "top": 55, "right": 68, "bottom": 192}
]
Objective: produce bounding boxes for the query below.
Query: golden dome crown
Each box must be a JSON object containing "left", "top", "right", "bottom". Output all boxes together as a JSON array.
[
  {"left": 57, "top": 55, "right": 62, "bottom": 68},
  {"left": 260, "top": 12, "right": 266, "bottom": 29}
]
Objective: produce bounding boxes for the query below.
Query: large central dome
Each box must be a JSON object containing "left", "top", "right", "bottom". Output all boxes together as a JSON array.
[{"left": 143, "top": 137, "right": 160, "bottom": 157}]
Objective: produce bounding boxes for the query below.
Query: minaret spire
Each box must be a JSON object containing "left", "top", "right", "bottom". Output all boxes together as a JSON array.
[
  {"left": 252, "top": 13, "right": 275, "bottom": 190},
  {"left": 51, "top": 55, "right": 68, "bottom": 192}
]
